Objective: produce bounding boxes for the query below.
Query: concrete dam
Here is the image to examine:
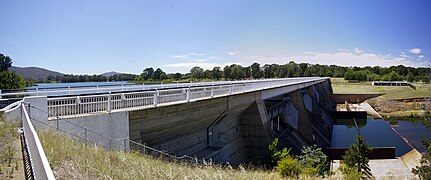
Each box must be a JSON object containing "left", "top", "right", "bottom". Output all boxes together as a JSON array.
[{"left": 2, "top": 77, "right": 336, "bottom": 165}]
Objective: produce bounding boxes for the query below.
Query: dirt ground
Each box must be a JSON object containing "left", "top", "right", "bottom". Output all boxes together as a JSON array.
[{"left": 366, "top": 97, "right": 431, "bottom": 118}]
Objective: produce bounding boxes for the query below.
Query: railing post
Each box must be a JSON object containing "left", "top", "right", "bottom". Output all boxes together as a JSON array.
[
  {"left": 84, "top": 128, "right": 87, "bottom": 145},
  {"left": 243, "top": 83, "right": 246, "bottom": 93},
  {"left": 229, "top": 83, "right": 233, "bottom": 95},
  {"left": 186, "top": 87, "right": 190, "bottom": 102},
  {"left": 211, "top": 85, "right": 214, "bottom": 98},
  {"left": 96, "top": 85, "right": 99, "bottom": 93},
  {"left": 153, "top": 89, "right": 159, "bottom": 107},
  {"left": 107, "top": 92, "right": 112, "bottom": 113},
  {"left": 253, "top": 83, "right": 256, "bottom": 91},
  {"left": 68, "top": 86, "right": 71, "bottom": 95},
  {"left": 0, "top": 90, "right": 2, "bottom": 99},
  {"left": 56, "top": 118, "right": 59, "bottom": 131}
]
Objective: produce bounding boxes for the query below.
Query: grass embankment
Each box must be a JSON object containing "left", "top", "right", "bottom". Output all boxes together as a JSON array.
[
  {"left": 331, "top": 78, "right": 431, "bottom": 118},
  {"left": 39, "top": 130, "right": 285, "bottom": 180},
  {"left": 0, "top": 115, "right": 23, "bottom": 179}
]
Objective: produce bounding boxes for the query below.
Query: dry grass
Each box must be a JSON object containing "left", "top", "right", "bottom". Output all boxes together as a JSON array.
[
  {"left": 0, "top": 115, "right": 23, "bottom": 179},
  {"left": 39, "top": 130, "right": 288, "bottom": 180},
  {"left": 330, "top": 78, "right": 431, "bottom": 100}
]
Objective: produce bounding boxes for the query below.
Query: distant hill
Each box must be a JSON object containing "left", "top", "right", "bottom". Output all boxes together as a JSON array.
[
  {"left": 10, "top": 66, "right": 64, "bottom": 81},
  {"left": 100, "top": 71, "right": 123, "bottom": 77}
]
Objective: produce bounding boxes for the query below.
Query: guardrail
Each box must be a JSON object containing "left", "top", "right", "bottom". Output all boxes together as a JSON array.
[
  {"left": 21, "top": 103, "right": 56, "bottom": 179},
  {"left": 46, "top": 77, "right": 327, "bottom": 118}
]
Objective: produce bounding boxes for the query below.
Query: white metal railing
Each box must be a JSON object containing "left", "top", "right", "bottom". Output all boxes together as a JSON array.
[
  {"left": 21, "top": 103, "right": 56, "bottom": 179},
  {"left": 47, "top": 77, "right": 328, "bottom": 118}
]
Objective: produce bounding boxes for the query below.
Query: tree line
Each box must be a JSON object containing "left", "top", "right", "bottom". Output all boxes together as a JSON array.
[
  {"left": 131, "top": 62, "right": 430, "bottom": 83},
  {"left": 36, "top": 62, "right": 430, "bottom": 84}
]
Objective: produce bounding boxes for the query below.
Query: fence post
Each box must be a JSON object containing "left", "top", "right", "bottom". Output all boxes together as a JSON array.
[
  {"left": 107, "top": 92, "right": 112, "bottom": 113},
  {"left": 56, "top": 119, "right": 59, "bottom": 131},
  {"left": 211, "top": 85, "right": 214, "bottom": 98},
  {"left": 84, "top": 128, "right": 87, "bottom": 145},
  {"left": 0, "top": 90, "right": 2, "bottom": 99},
  {"left": 123, "top": 138, "right": 127, "bottom": 151},
  {"left": 186, "top": 87, "right": 190, "bottom": 102},
  {"left": 153, "top": 89, "right": 158, "bottom": 107},
  {"left": 253, "top": 83, "right": 256, "bottom": 91},
  {"left": 96, "top": 85, "right": 99, "bottom": 93},
  {"left": 229, "top": 83, "right": 233, "bottom": 95},
  {"left": 243, "top": 83, "right": 246, "bottom": 93},
  {"left": 68, "top": 86, "right": 71, "bottom": 95}
]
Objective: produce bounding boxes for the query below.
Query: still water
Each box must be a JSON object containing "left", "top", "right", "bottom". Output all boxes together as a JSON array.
[
  {"left": 331, "top": 118, "right": 428, "bottom": 157},
  {"left": 390, "top": 119, "right": 431, "bottom": 153}
]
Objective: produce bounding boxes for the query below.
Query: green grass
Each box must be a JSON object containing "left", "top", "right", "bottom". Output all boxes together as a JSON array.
[
  {"left": 39, "top": 130, "right": 286, "bottom": 180},
  {"left": 330, "top": 78, "right": 431, "bottom": 100}
]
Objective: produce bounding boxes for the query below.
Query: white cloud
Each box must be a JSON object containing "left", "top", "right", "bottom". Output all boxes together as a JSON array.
[
  {"left": 228, "top": 51, "right": 239, "bottom": 56},
  {"left": 409, "top": 48, "right": 421, "bottom": 54},
  {"left": 337, "top": 49, "right": 351, "bottom": 52},
  {"left": 400, "top": 52, "right": 410, "bottom": 58},
  {"left": 354, "top": 48, "right": 364, "bottom": 54},
  {"left": 171, "top": 55, "right": 187, "bottom": 59}
]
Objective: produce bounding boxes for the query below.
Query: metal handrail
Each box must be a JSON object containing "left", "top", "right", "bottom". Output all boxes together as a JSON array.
[
  {"left": 21, "top": 103, "right": 56, "bottom": 179},
  {"left": 46, "top": 77, "right": 328, "bottom": 118},
  {"left": 0, "top": 77, "right": 324, "bottom": 97}
]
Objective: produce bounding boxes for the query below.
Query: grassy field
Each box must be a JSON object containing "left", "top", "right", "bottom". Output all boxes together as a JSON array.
[
  {"left": 39, "top": 130, "right": 289, "bottom": 180},
  {"left": 0, "top": 115, "right": 23, "bottom": 179},
  {"left": 331, "top": 78, "right": 431, "bottom": 100}
]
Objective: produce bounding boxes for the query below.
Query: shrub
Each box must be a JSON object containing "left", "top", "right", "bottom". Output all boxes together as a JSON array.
[
  {"left": 297, "top": 144, "right": 329, "bottom": 176},
  {"left": 339, "top": 164, "right": 362, "bottom": 180},
  {"left": 267, "top": 138, "right": 290, "bottom": 166},
  {"left": 276, "top": 155, "right": 302, "bottom": 178}
]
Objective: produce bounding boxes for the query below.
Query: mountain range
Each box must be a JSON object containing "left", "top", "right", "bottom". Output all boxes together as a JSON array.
[{"left": 10, "top": 66, "right": 125, "bottom": 80}]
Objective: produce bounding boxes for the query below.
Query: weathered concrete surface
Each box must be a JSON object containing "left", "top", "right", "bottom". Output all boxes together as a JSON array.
[
  {"left": 334, "top": 93, "right": 383, "bottom": 103},
  {"left": 129, "top": 91, "right": 264, "bottom": 164},
  {"left": 50, "top": 112, "right": 130, "bottom": 150},
  {"left": 332, "top": 159, "right": 417, "bottom": 179},
  {"left": 287, "top": 90, "right": 314, "bottom": 144},
  {"left": 400, "top": 149, "right": 422, "bottom": 173}
]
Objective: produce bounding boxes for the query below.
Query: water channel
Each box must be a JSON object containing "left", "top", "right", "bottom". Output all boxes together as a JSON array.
[{"left": 332, "top": 117, "right": 431, "bottom": 157}]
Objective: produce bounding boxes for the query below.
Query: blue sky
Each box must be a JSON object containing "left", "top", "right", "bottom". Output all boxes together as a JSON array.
[{"left": 1, "top": 0, "right": 430, "bottom": 74}]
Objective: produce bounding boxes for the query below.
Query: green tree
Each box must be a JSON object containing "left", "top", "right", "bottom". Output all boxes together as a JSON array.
[
  {"left": 141, "top": 67, "right": 154, "bottom": 80},
  {"left": 342, "top": 134, "right": 372, "bottom": 176},
  {"left": 406, "top": 72, "right": 415, "bottom": 82},
  {"left": 152, "top": 68, "right": 166, "bottom": 81},
  {"left": 190, "top": 66, "right": 204, "bottom": 79},
  {"left": 211, "top": 67, "right": 222, "bottom": 80},
  {"left": 250, "top": 62, "right": 262, "bottom": 79},
  {"left": 381, "top": 71, "right": 403, "bottom": 81},
  {"left": 223, "top": 65, "right": 231, "bottom": 80},
  {"left": 0, "top": 53, "right": 12, "bottom": 71},
  {"left": 0, "top": 71, "right": 26, "bottom": 89}
]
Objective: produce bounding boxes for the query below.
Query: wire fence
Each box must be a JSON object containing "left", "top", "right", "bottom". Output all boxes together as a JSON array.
[{"left": 26, "top": 104, "right": 204, "bottom": 165}]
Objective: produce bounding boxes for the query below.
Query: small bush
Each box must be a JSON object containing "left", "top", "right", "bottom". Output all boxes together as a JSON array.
[
  {"left": 339, "top": 164, "right": 362, "bottom": 180},
  {"left": 297, "top": 144, "right": 329, "bottom": 177},
  {"left": 276, "top": 155, "right": 302, "bottom": 178},
  {"left": 267, "top": 138, "right": 290, "bottom": 166}
]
